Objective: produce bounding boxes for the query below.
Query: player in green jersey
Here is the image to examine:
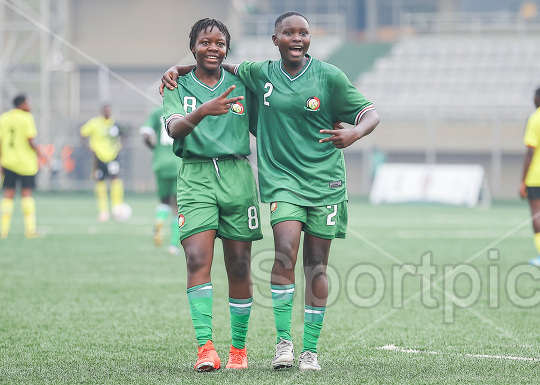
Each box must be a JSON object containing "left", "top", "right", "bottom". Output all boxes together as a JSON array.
[
  {"left": 140, "top": 105, "right": 182, "bottom": 255},
  {"left": 80, "top": 103, "right": 127, "bottom": 222},
  {"left": 0, "top": 94, "right": 44, "bottom": 238},
  {"left": 162, "top": 18, "right": 262, "bottom": 372},
  {"left": 161, "top": 11, "right": 380, "bottom": 371},
  {"left": 520, "top": 87, "right": 540, "bottom": 266}
]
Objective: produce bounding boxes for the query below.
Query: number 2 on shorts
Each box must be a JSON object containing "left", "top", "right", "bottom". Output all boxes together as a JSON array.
[{"left": 326, "top": 205, "right": 337, "bottom": 226}]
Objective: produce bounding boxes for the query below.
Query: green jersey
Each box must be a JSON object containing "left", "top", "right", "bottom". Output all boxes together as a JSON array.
[
  {"left": 163, "top": 68, "right": 253, "bottom": 159},
  {"left": 235, "top": 55, "right": 374, "bottom": 206},
  {"left": 140, "top": 106, "right": 181, "bottom": 179}
]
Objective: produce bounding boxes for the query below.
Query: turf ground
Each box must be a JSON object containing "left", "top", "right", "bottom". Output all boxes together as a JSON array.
[{"left": 1, "top": 193, "right": 539, "bottom": 384}]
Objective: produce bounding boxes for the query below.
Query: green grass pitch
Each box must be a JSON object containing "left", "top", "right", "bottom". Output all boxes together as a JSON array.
[{"left": 1, "top": 193, "right": 539, "bottom": 384}]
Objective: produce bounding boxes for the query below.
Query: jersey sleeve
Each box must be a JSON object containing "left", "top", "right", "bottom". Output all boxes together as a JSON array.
[
  {"left": 235, "top": 61, "right": 265, "bottom": 94},
  {"left": 162, "top": 86, "right": 186, "bottom": 134},
  {"left": 524, "top": 112, "right": 540, "bottom": 148},
  {"left": 25, "top": 114, "right": 37, "bottom": 139},
  {"left": 80, "top": 118, "right": 94, "bottom": 137},
  {"left": 140, "top": 108, "right": 161, "bottom": 135},
  {"left": 330, "top": 69, "right": 375, "bottom": 126}
]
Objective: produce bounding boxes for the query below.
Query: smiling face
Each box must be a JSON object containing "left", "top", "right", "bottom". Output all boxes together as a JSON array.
[
  {"left": 272, "top": 14, "right": 310, "bottom": 66},
  {"left": 191, "top": 26, "right": 228, "bottom": 73}
]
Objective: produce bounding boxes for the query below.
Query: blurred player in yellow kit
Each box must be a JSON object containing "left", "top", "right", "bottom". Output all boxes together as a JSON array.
[
  {"left": 80, "top": 103, "right": 126, "bottom": 222},
  {"left": 0, "top": 94, "right": 43, "bottom": 238},
  {"left": 520, "top": 87, "right": 540, "bottom": 266}
]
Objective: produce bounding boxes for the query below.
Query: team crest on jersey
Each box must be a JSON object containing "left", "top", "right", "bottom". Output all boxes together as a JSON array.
[
  {"left": 305, "top": 96, "right": 321, "bottom": 111},
  {"left": 270, "top": 202, "right": 278, "bottom": 213},
  {"left": 178, "top": 214, "right": 186, "bottom": 228},
  {"left": 230, "top": 101, "right": 245, "bottom": 115}
]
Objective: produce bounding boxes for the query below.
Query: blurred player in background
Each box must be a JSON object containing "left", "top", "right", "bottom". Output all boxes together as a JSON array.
[
  {"left": 520, "top": 86, "right": 540, "bottom": 266},
  {"left": 140, "top": 105, "right": 182, "bottom": 256},
  {"left": 162, "top": 18, "right": 262, "bottom": 372},
  {"left": 161, "top": 11, "right": 379, "bottom": 371},
  {"left": 0, "top": 94, "right": 43, "bottom": 238},
  {"left": 80, "top": 103, "right": 126, "bottom": 222}
]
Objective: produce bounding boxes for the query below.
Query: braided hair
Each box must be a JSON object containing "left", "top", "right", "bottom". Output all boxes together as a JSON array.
[{"left": 189, "top": 18, "right": 231, "bottom": 58}]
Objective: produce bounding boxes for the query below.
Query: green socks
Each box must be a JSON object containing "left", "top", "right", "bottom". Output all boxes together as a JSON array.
[
  {"left": 302, "top": 305, "right": 325, "bottom": 353},
  {"left": 187, "top": 282, "right": 213, "bottom": 346},
  {"left": 229, "top": 297, "right": 252, "bottom": 349},
  {"left": 271, "top": 284, "right": 295, "bottom": 343}
]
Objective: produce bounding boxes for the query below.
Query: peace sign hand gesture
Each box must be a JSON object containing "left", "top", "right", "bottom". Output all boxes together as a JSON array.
[{"left": 200, "top": 85, "right": 243, "bottom": 117}]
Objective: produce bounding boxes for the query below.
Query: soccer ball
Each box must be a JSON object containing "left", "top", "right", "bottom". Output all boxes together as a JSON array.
[{"left": 112, "top": 203, "right": 132, "bottom": 222}]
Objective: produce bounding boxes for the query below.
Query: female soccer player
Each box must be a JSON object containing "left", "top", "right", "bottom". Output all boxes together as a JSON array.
[
  {"left": 161, "top": 12, "right": 380, "bottom": 371},
  {"left": 520, "top": 87, "right": 540, "bottom": 266},
  {"left": 162, "top": 18, "right": 262, "bottom": 372}
]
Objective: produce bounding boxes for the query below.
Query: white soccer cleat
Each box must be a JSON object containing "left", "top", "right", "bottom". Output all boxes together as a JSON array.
[
  {"left": 272, "top": 338, "right": 294, "bottom": 369},
  {"left": 298, "top": 351, "right": 321, "bottom": 371}
]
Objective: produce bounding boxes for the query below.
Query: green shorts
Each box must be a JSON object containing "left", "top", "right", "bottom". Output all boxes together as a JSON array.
[
  {"left": 269, "top": 201, "right": 348, "bottom": 239},
  {"left": 156, "top": 175, "right": 177, "bottom": 200},
  {"left": 177, "top": 156, "right": 263, "bottom": 243}
]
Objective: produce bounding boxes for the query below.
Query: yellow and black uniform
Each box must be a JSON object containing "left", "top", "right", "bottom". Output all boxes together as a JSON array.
[
  {"left": 524, "top": 106, "right": 540, "bottom": 188},
  {"left": 80, "top": 113, "right": 124, "bottom": 220},
  {"left": 80, "top": 115, "right": 122, "bottom": 180},
  {"left": 0, "top": 107, "right": 39, "bottom": 238},
  {"left": 0, "top": 108, "right": 38, "bottom": 177}
]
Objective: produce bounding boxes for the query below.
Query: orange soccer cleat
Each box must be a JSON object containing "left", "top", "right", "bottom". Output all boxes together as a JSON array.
[
  {"left": 225, "top": 345, "right": 248, "bottom": 369},
  {"left": 194, "top": 340, "right": 221, "bottom": 372}
]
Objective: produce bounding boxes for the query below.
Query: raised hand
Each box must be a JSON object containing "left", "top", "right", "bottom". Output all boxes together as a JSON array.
[
  {"left": 200, "top": 85, "right": 244, "bottom": 116},
  {"left": 319, "top": 121, "right": 358, "bottom": 149}
]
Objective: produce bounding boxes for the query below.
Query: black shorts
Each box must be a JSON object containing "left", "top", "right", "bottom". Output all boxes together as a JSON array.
[
  {"left": 2, "top": 168, "right": 36, "bottom": 189},
  {"left": 93, "top": 156, "right": 121, "bottom": 181},
  {"left": 527, "top": 186, "right": 540, "bottom": 200}
]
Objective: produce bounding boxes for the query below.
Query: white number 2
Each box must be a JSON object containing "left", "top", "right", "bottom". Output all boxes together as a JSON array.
[
  {"left": 326, "top": 205, "right": 337, "bottom": 226},
  {"left": 263, "top": 82, "right": 273, "bottom": 106},
  {"left": 248, "top": 206, "right": 259, "bottom": 229}
]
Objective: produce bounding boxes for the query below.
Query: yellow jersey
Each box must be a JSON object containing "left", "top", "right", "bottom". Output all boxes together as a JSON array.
[
  {"left": 0, "top": 108, "right": 39, "bottom": 176},
  {"left": 80, "top": 115, "right": 122, "bottom": 162},
  {"left": 524, "top": 107, "right": 540, "bottom": 186}
]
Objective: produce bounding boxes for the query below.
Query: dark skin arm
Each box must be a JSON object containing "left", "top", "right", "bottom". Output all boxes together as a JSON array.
[
  {"left": 319, "top": 109, "right": 380, "bottom": 149},
  {"left": 520, "top": 146, "right": 534, "bottom": 199},
  {"left": 141, "top": 133, "right": 155, "bottom": 150},
  {"left": 160, "top": 64, "right": 237, "bottom": 95},
  {"left": 167, "top": 85, "right": 243, "bottom": 139}
]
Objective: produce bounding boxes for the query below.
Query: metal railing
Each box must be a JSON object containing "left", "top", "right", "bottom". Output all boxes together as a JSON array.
[{"left": 401, "top": 11, "right": 540, "bottom": 34}]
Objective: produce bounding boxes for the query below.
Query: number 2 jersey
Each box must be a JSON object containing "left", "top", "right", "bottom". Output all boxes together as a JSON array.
[
  {"left": 235, "top": 55, "right": 375, "bottom": 206},
  {"left": 162, "top": 68, "right": 256, "bottom": 159}
]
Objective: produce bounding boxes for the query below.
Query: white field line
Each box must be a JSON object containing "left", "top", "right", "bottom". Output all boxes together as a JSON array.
[{"left": 377, "top": 344, "right": 540, "bottom": 362}]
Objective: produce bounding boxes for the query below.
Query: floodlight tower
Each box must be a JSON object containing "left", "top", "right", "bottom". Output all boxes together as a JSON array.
[
  {"left": 0, "top": 0, "right": 71, "bottom": 146},
  {"left": 1, "top": 0, "right": 72, "bottom": 189}
]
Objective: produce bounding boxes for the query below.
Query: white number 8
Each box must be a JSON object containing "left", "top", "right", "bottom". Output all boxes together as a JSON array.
[{"left": 248, "top": 206, "right": 259, "bottom": 229}]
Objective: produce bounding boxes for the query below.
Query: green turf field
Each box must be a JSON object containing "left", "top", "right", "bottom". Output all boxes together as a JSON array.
[{"left": 1, "top": 193, "right": 539, "bottom": 384}]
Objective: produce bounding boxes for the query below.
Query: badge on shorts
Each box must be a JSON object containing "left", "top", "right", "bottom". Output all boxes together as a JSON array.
[
  {"left": 178, "top": 214, "right": 186, "bottom": 228},
  {"left": 270, "top": 202, "right": 278, "bottom": 213},
  {"left": 329, "top": 181, "right": 342, "bottom": 188}
]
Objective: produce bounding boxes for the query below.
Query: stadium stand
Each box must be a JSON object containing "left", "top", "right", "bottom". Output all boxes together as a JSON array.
[{"left": 356, "top": 35, "right": 540, "bottom": 120}]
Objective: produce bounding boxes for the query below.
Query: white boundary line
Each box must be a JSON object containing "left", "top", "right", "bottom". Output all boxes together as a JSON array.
[{"left": 377, "top": 344, "right": 540, "bottom": 362}]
